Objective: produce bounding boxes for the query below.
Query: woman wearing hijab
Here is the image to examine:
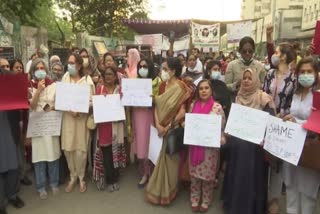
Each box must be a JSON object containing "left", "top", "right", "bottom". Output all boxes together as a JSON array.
[
  {"left": 29, "top": 58, "right": 60, "bottom": 199},
  {"left": 225, "top": 37, "right": 266, "bottom": 99},
  {"left": 126, "top": 48, "right": 141, "bottom": 78},
  {"left": 188, "top": 79, "right": 226, "bottom": 212},
  {"left": 182, "top": 54, "right": 203, "bottom": 86},
  {"left": 222, "top": 68, "right": 276, "bottom": 214},
  {"left": 61, "top": 53, "right": 95, "bottom": 193},
  {"left": 145, "top": 57, "right": 192, "bottom": 205},
  {"left": 282, "top": 57, "right": 320, "bottom": 214}
]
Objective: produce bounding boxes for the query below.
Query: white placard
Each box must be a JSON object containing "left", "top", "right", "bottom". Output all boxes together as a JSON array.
[
  {"left": 27, "top": 111, "right": 62, "bottom": 138},
  {"left": 184, "top": 113, "right": 222, "bottom": 148},
  {"left": 264, "top": 115, "right": 307, "bottom": 166},
  {"left": 121, "top": 79, "right": 152, "bottom": 107},
  {"left": 225, "top": 103, "right": 269, "bottom": 145},
  {"left": 148, "top": 126, "right": 163, "bottom": 164},
  {"left": 55, "top": 82, "right": 90, "bottom": 113},
  {"left": 92, "top": 94, "right": 125, "bottom": 123},
  {"left": 227, "top": 21, "right": 252, "bottom": 42}
]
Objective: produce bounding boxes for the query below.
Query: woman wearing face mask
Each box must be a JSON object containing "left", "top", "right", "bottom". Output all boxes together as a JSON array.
[
  {"left": 188, "top": 79, "right": 226, "bottom": 212},
  {"left": 225, "top": 37, "right": 266, "bottom": 99},
  {"left": 29, "top": 59, "right": 60, "bottom": 199},
  {"left": 182, "top": 54, "right": 203, "bottom": 86},
  {"left": 61, "top": 53, "right": 95, "bottom": 193},
  {"left": 49, "top": 62, "right": 64, "bottom": 82},
  {"left": 145, "top": 57, "right": 192, "bottom": 205},
  {"left": 131, "top": 59, "right": 155, "bottom": 187},
  {"left": 282, "top": 57, "right": 320, "bottom": 214},
  {"left": 262, "top": 43, "right": 297, "bottom": 214},
  {"left": 222, "top": 68, "right": 276, "bottom": 214}
]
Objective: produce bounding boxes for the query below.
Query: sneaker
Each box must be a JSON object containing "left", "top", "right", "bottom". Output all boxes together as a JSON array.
[
  {"left": 52, "top": 187, "right": 59, "bottom": 195},
  {"left": 39, "top": 190, "right": 48, "bottom": 200},
  {"left": 107, "top": 185, "right": 114, "bottom": 192},
  {"left": 113, "top": 183, "right": 120, "bottom": 191},
  {"left": 8, "top": 196, "right": 25, "bottom": 208}
]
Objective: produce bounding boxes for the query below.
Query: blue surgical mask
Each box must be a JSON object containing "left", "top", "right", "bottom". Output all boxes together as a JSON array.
[
  {"left": 211, "top": 71, "right": 221, "bottom": 80},
  {"left": 298, "top": 74, "right": 315, "bottom": 88},
  {"left": 271, "top": 55, "right": 280, "bottom": 67},
  {"left": 138, "top": 68, "right": 148, "bottom": 78},
  {"left": 34, "top": 70, "right": 47, "bottom": 80},
  {"left": 68, "top": 64, "right": 77, "bottom": 76}
]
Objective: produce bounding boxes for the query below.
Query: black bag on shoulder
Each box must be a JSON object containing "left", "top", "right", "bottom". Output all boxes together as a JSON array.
[{"left": 165, "top": 125, "right": 185, "bottom": 155}]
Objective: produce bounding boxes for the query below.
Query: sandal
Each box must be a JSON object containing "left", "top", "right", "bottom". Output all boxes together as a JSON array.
[
  {"left": 199, "top": 204, "right": 209, "bottom": 213},
  {"left": 65, "top": 180, "right": 77, "bottom": 193},
  {"left": 268, "top": 199, "right": 280, "bottom": 214},
  {"left": 79, "top": 181, "right": 87, "bottom": 193},
  {"left": 191, "top": 203, "right": 199, "bottom": 212}
]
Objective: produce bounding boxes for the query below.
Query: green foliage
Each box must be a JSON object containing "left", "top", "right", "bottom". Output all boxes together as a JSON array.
[
  {"left": 57, "top": 0, "right": 149, "bottom": 37},
  {"left": 0, "top": 0, "right": 73, "bottom": 44}
]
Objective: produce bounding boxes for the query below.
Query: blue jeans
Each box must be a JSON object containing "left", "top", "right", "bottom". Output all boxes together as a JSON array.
[{"left": 34, "top": 160, "right": 59, "bottom": 192}]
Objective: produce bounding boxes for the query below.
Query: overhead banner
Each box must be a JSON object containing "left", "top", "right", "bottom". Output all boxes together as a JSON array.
[
  {"left": 192, "top": 22, "right": 220, "bottom": 47},
  {"left": 227, "top": 21, "right": 252, "bottom": 43},
  {"left": 134, "top": 34, "right": 163, "bottom": 54}
]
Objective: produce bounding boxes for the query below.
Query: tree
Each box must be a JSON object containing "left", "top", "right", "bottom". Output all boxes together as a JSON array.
[
  {"left": 0, "top": 0, "right": 73, "bottom": 45},
  {"left": 57, "top": 0, "right": 148, "bottom": 37}
]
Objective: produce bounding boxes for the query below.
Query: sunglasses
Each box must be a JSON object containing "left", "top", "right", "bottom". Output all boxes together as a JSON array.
[
  {"left": 139, "top": 65, "right": 148, "bottom": 69},
  {"left": 241, "top": 49, "right": 254, "bottom": 54}
]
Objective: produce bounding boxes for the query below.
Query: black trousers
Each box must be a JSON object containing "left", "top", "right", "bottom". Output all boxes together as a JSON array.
[
  {"left": 0, "top": 169, "right": 19, "bottom": 209},
  {"left": 101, "top": 146, "right": 119, "bottom": 185}
]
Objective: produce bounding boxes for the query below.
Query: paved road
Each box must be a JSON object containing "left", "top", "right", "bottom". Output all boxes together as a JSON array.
[{"left": 7, "top": 166, "right": 320, "bottom": 214}]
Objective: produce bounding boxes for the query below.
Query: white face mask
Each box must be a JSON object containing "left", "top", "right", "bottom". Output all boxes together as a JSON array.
[
  {"left": 161, "top": 70, "right": 170, "bottom": 81},
  {"left": 138, "top": 68, "right": 148, "bottom": 78}
]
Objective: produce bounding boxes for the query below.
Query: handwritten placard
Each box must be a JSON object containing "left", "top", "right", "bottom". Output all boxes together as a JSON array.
[
  {"left": 225, "top": 103, "right": 269, "bottom": 144},
  {"left": 121, "top": 79, "right": 152, "bottom": 107},
  {"left": 148, "top": 126, "right": 163, "bottom": 164},
  {"left": 264, "top": 115, "right": 307, "bottom": 166},
  {"left": 92, "top": 94, "right": 125, "bottom": 123},
  {"left": 184, "top": 113, "right": 222, "bottom": 148},
  {"left": 55, "top": 82, "right": 90, "bottom": 113},
  {"left": 27, "top": 111, "right": 63, "bottom": 138}
]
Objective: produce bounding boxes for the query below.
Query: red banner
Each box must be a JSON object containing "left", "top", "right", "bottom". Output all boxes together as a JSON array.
[
  {"left": 0, "top": 73, "right": 29, "bottom": 110},
  {"left": 313, "top": 21, "right": 320, "bottom": 55},
  {"left": 303, "top": 91, "right": 320, "bottom": 134}
]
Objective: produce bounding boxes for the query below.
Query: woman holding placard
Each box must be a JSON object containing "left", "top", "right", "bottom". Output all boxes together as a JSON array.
[
  {"left": 222, "top": 68, "right": 276, "bottom": 214},
  {"left": 145, "top": 57, "right": 192, "bottom": 205},
  {"left": 132, "top": 58, "right": 155, "bottom": 188},
  {"left": 29, "top": 58, "right": 60, "bottom": 199},
  {"left": 282, "top": 57, "right": 320, "bottom": 214},
  {"left": 188, "top": 79, "right": 226, "bottom": 212},
  {"left": 92, "top": 66, "right": 126, "bottom": 192},
  {"left": 61, "top": 53, "right": 95, "bottom": 193},
  {"left": 262, "top": 43, "right": 297, "bottom": 214}
]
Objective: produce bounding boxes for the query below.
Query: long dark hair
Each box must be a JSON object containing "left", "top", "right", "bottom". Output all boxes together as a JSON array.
[
  {"left": 278, "top": 43, "right": 297, "bottom": 64},
  {"left": 167, "top": 57, "right": 182, "bottom": 77},
  {"left": 195, "top": 79, "right": 214, "bottom": 100},
  {"left": 10, "top": 59, "right": 24, "bottom": 72},
  {"left": 295, "top": 57, "right": 319, "bottom": 94},
  {"left": 137, "top": 58, "right": 155, "bottom": 79},
  {"left": 68, "top": 53, "right": 85, "bottom": 77}
]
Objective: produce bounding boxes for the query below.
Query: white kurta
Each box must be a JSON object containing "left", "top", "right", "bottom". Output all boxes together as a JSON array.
[
  {"left": 31, "top": 83, "right": 61, "bottom": 163},
  {"left": 283, "top": 90, "right": 320, "bottom": 199}
]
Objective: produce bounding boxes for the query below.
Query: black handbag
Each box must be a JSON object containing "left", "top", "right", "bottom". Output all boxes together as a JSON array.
[{"left": 165, "top": 124, "right": 185, "bottom": 155}]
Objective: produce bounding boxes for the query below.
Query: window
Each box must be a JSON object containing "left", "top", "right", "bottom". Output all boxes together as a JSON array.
[{"left": 284, "top": 17, "right": 302, "bottom": 22}]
